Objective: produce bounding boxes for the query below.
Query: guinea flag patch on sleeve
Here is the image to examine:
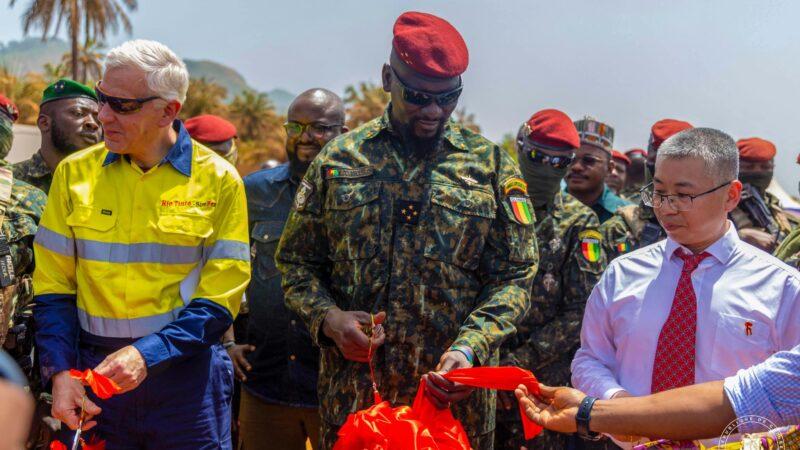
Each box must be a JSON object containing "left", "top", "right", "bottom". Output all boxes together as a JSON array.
[
  {"left": 579, "top": 230, "right": 602, "bottom": 262},
  {"left": 508, "top": 196, "right": 533, "bottom": 225}
]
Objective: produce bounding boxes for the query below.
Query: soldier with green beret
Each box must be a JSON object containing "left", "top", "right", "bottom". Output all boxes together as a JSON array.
[
  {"left": 13, "top": 78, "right": 101, "bottom": 194},
  {"left": 276, "top": 12, "right": 538, "bottom": 450}
]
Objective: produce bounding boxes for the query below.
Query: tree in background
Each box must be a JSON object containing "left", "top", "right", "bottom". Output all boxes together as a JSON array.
[
  {"left": 454, "top": 106, "right": 480, "bottom": 133},
  {"left": 10, "top": 0, "right": 137, "bottom": 82},
  {"left": 0, "top": 66, "right": 46, "bottom": 124},
  {"left": 344, "top": 81, "right": 389, "bottom": 129},
  {"left": 229, "top": 89, "right": 286, "bottom": 175},
  {"left": 499, "top": 132, "right": 518, "bottom": 162},
  {"left": 60, "top": 37, "right": 104, "bottom": 83},
  {"left": 181, "top": 77, "right": 228, "bottom": 119}
]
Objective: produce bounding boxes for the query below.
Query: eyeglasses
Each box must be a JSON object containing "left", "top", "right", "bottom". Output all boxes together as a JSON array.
[
  {"left": 524, "top": 148, "right": 574, "bottom": 169},
  {"left": 640, "top": 181, "right": 732, "bottom": 211},
  {"left": 95, "top": 82, "right": 161, "bottom": 115},
  {"left": 569, "top": 155, "right": 604, "bottom": 168},
  {"left": 390, "top": 66, "right": 462, "bottom": 107},
  {"left": 283, "top": 121, "right": 343, "bottom": 138}
]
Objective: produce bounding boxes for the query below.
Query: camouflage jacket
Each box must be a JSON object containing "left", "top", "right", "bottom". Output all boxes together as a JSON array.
[
  {"left": 775, "top": 227, "right": 800, "bottom": 270},
  {"left": 600, "top": 202, "right": 666, "bottom": 260},
  {"left": 276, "top": 107, "right": 539, "bottom": 438},
  {"left": 0, "top": 159, "right": 47, "bottom": 344},
  {"left": 501, "top": 191, "right": 605, "bottom": 388},
  {"left": 730, "top": 190, "right": 798, "bottom": 242},
  {"left": 13, "top": 150, "right": 53, "bottom": 195}
]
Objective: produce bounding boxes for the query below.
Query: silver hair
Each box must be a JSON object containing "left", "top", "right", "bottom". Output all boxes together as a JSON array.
[
  {"left": 104, "top": 39, "right": 189, "bottom": 103},
  {"left": 657, "top": 127, "right": 738, "bottom": 183}
]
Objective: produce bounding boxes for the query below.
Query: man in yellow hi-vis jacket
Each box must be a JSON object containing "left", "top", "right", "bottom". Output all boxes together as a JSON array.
[{"left": 33, "top": 40, "right": 250, "bottom": 449}]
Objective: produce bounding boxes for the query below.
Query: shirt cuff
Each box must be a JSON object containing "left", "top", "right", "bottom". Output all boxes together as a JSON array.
[
  {"left": 132, "top": 334, "right": 170, "bottom": 369},
  {"left": 602, "top": 386, "right": 626, "bottom": 400},
  {"left": 450, "top": 331, "right": 489, "bottom": 366}
]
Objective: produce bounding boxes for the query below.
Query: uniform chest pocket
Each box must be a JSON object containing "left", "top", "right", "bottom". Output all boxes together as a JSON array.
[
  {"left": 325, "top": 182, "right": 381, "bottom": 261},
  {"left": 423, "top": 184, "right": 496, "bottom": 271},
  {"left": 66, "top": 206, "right": 118, "bottom": 236},
  {"left": 157, "top": 213, "right": 214, "bottom": 247},
  {"left": 66, "top": 205, "right": 118, "bottom": 268},
  {"left": 710, "top": 313, "right": 773, "bottom": 377},
  {"left": 251, "top": 220, "right": 284, "bottom": 280}
]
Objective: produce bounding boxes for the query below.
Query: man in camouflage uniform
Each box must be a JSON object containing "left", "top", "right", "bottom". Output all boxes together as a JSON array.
[
  {"left": 601, "top": 119, "right": 693, "bottom": 260},
  {"left": 0, "top": 95, "right": 49, "bottom": 447},
  {"left": 730, "top": 137, "right": 798, "bottom": 253},
  {"left": 496, "top": 110, "right": 605, "bottom": 450},
  {"left": 276, "top": 12, "right": 538, "bottom": 450},
  {"left": 619, "top": 148, "right": 646, "bottom": 200},
  {"left": 13, "top": 79, "right": 100, "bottom": 194}
]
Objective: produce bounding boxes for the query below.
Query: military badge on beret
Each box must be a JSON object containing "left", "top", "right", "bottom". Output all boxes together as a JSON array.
[
  {"left": 579, "top": 230, "right": 602, "bottom": 262},
  {"left": 295, "top": 179, "right": 314, "bottom": 211}
]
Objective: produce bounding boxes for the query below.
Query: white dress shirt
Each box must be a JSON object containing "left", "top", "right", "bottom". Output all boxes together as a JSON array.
[{"left": 572, "top": 222, "right": 800, "bottom": 401}]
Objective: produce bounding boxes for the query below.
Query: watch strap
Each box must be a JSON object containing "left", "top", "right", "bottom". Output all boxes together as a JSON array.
[{"left": 576, "top": 396, "right": 601, "bottom": 440}]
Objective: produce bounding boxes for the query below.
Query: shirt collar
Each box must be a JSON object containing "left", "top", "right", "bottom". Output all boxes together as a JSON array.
[
  {"left": 664, "top": 220, "right": 739, "bottom": 265},
  {"left": 102, "top": 119, "right": 193, "bottom": 177},
  {"left": 28, "top": 150, "right": 52, "bottom": 177},
  {"left": 375, "top": 105, "right": 469, "bottom": 152}
]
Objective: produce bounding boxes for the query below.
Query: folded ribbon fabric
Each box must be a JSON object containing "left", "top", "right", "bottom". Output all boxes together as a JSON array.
[
  {"left": 69, "top": 369, "right": 122, "bottom": 400},
  {"left": 334, "top": 366, "right": 541, "bottom": 450}
]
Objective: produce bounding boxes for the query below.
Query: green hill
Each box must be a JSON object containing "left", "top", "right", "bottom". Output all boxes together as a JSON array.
[{"left": 0, "top": 38, "right": 293, "bottom": 112}]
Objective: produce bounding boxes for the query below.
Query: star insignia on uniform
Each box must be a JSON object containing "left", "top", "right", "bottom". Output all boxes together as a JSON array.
[
  {"left": 55, "top": 81, "right": 65, "bottom": 92},
  {"left": 395, "top": 199, "right": 421, "bottom": 225}
]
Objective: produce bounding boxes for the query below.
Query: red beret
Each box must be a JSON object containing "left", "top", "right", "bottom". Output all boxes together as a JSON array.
[
  {"left": 393, "top": 11, "right": 468, "bottom": 78},
  {"left": 649, "top": 119, "right": 693, "bottom": 152},
  {"left": 523, "top": 109, "right": 580, "bottom": 150},
  {"left": 185, "top": 115, "right": 237, "bottom": 143},
  {"left": 0, "top": 95, "right": 19, "bottom": 123},
  {"left": 737, "top": 137, "right": 776, "bottom": 162},
  {"left": 625, "top": 148, "right": 646, "bottom": 158},
  {"left": 612, "top": 150, "right": 631, "bottom": 165}
]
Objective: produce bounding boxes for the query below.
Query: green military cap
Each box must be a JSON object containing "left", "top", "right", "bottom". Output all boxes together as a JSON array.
[{"left": 41, "top": 78, "right": 98, "bottom": 106}]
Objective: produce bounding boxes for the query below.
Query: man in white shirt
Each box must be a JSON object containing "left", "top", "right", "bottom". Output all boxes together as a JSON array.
[{"left": 570, "top": 127, "right": 800, "bottom": 448}]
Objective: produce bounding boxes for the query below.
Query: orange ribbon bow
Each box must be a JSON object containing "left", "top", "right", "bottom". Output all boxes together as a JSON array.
[{"left": 334, "top": 366, "right": 542, "bottom": 449}]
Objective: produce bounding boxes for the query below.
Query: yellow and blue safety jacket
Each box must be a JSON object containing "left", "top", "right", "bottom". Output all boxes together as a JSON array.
[{"left": 33, "top": 120, "right": 250, "bottom": 382}]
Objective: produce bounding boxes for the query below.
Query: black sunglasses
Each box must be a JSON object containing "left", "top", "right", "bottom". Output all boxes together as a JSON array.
[
  {"left": 390, "top": 66, "right": 462, "bottom": 107},
  {"left": 526, "top": 148, "right": 574, "bottom": 169},
  {"left": 95, "top": 82, "right": 162, "bottom": 115}
]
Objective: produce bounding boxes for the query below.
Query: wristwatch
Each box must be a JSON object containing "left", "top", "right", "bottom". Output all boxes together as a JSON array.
[{"left": 576, "top": 396, "right": 602, "bottom": 441}]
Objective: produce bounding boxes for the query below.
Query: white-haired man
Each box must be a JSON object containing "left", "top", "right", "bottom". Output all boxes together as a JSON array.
[
  {"left": 33, "top": 40, "right": 250, "bottom": 448},
  {"left": 569, "top": 128, "right": 800, "bottom": 449}
]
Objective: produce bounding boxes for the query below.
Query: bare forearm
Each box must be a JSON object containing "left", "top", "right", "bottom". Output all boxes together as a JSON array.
[{"left": 590, "top": 381, "right": 736, "bottom": 440}]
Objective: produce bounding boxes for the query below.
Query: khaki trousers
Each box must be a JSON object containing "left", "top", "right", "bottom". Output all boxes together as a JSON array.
[{"left": 238, "top": 388, "right": 320, "bottom": 450}]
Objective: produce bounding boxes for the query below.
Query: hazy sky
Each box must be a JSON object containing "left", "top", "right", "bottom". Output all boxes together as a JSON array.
[{"left": 2, "top": 0, "right": 798, "bottom": 188}]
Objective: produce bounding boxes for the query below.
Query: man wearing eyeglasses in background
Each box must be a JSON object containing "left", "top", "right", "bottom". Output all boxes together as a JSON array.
[
  {"left": 496, "top": 109, "right": 605, "bottom": 450},
  {"left": 33, "top": 40, "right": 250, "bottom": 448},
  {"left": 565, "top": 116, "right": 630, "bottom": 224},
  {"left": 600, "top": 119, "right": 693, "bottom": 260},
  {"left": 228, "top": 88, "right": 346, "bottom": 450},
  {"left": 570, "top": 127, "right": 800, "bottom": 449},
  {"left": 14, "top": 78, "right": 101, "bottom": 194},
  {"left": 276, "top": 12, "right": 538, "bottom": 449}
]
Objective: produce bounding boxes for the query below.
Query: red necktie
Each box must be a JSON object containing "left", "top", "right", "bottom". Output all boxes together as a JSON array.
[{"left": 651, "top": 249, "right": 710, "bottom": 393}]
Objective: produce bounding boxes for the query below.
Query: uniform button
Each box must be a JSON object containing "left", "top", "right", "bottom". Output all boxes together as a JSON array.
[
  {"left": 289, "top": 355, "right": 296, "bottom": 361},
  {"left": 262, "top": 234, "right": 269, "bottom": 240},
  {"left": 290, "top": 320, "right": 296, "bottom": 326}
]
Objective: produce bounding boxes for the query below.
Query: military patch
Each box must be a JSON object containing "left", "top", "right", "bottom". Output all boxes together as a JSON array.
[
  {"left": 503, "top": 177, "right": 528, "bottom": 195},
  {"left": 395, "top": 199, "right": 421, "bottom": 225},
  {"left": 324, "top": 166, "right": 374, "bottom": 180},
  {"left": 616, "top": 240, "right": 630, "bottom": 253},
  {"left": 543, "top": 273, "right": 556, "bottom": 293},
  {"left": 459, "top": 175, "right": 478, "bottom": 186},
  {"left": 579, "top": 230, "right": 602, "bottom": 262},
  {"left": 295, "top": 179, "right": 314, "bottom": 210},
  {"left": 508, "top": 196, "right": 533, "bottom": 225}
]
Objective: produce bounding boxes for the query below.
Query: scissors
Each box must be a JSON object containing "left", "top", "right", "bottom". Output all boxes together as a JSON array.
[{"left": 70, "top": 395, "right": 86, "bottom": 450}]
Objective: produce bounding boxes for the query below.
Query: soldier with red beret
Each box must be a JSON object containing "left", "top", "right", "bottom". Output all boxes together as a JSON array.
[
  {"left": 497, "top": 109, "right": 606, "bottom": 449},
  {"left": 185, "top": 114, "right": 239, "bottom": 166},
  {"left": 731, "top": 137, "right": 798, "bottom": 252},
  {"left": 601, "top": 119, "right": 694, "bottom": 260},
  {"left": 0, "top": 94, "right": 18, "bottom": 159},
  {"left": 276, "top": 12, "right": 538, "bottom": 449},
  {"left": 620, "top": 148, "right": 647, "bottom": 199},
  {"left": 607, "top": 150, "right": 630, "bottom": 195}
]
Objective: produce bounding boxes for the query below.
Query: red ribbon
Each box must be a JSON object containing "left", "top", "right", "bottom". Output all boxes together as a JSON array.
[
  {"left": 334, "top": 366, "right": 542, "bottom": 449},
  {"left": 69, "top": 369, "right": 121, "bottom": 400}
]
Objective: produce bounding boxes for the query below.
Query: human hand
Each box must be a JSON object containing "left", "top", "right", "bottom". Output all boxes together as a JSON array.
[
  {"left": 322, "top": 309, "right": 386, "bottom": 362},
  {"left": 94, "top": 345, "right": 148, "bottom": 393},
  {"left": 515, "top": 383, "right": 583, "bottom": 434},
  {"left": 423, "top": 350, "right": 475, "bottom": 409},
  {"left": 227, "top": 344, "right": 255, "bottom": 382},
  {"left": 738, "top": 228, "right": 777, "bottom": 252},
  {"left": 51, "top": 371, "right": 102, "bottom": 431}
]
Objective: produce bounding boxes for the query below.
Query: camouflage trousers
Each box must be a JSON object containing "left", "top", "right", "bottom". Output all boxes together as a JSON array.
[{"left": 320, "top": 420, "right": 495, "bottom": 450}]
